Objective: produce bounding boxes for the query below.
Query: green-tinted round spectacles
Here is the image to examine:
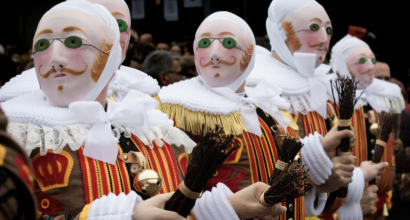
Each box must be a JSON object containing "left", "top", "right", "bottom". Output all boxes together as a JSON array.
[
  {"left": 358, "top": 57, "right": 377, "bottom": 64},
  {"left": 197, "top": 37, "right": 252, "bottom": 55},
  {"left": 117, "top": 19, "right": 129, "bottom": 33},
  {"left": 33, "top": 36, "right": 109, "bottom": 55}
]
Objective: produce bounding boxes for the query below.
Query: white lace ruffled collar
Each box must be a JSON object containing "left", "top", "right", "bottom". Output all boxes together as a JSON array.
[
  {"left": 159, "top": 77, "right": 243, "bottom": 115},
  {"left": 0, "top": 66, "right": 160, "bottom": 102},
  {"left": 1, "top": 90, "right": 194, "bottom": 155}
]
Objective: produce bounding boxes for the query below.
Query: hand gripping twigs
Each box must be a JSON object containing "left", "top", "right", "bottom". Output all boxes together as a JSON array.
[
  {"left": 369, "top": 111, "right": 400, "bottom": 185},
  {"left": 164, "top": 125, "right": 240, "bottom": 217},
  {"left": 331, "top": 76, "right": 363, "bottom": 198}
]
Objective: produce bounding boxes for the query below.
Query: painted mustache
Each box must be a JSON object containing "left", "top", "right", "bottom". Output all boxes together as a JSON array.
[
  {"left": 39, "top": 63, "right": 88, "bottom": 78},
  {"left": 200, "top": 57, "right": 236, "bottom": 68},
  {"left": 308, "top": 42, "right": 329, "bottom": 52}
]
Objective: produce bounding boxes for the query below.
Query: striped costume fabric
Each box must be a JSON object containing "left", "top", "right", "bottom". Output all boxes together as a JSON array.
[
  {"left": 78, "top": 146, "right": 131, "bottom": 205},
  {"left": 243, "top": 113, "right": 304, "bottom": 220},
  {"left": 130, "top": 134, "right": 181, "bottom": 194}
]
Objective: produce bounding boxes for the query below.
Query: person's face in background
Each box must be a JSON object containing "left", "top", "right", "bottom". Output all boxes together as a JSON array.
[
  {"left": 282, "top": 6, "right": 332, "bottom": 68},
  {"left": 375, "top": 62, "right": 391, "bottom": 81},
  {"left": 171, "top": 45, "right": 182, "bottom": 56},
  {"left": 346, "top": 46, "right": 376, "bottom": 88},
  {"left": 157, "top": 43, "right": 169, "bottom": 51},
  {"left": 88, "top": 0, "right": 130, "bottom": 62},
  {"left": 33, "top": 10, "right": 115, "bottom": 106},
  {"left": 159, "top": 59, "right": 183, "bottom": 87},
  {"left": 194, "top": 19, "right": 253, "bottom": 88}
]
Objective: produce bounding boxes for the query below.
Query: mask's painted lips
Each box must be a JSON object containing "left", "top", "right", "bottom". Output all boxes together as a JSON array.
[
  {"left": 212, "top": 65, "right": 220, "bottom": 69},
  {"left": 55, "top": 73, "right": 67, "bottom": 78}
]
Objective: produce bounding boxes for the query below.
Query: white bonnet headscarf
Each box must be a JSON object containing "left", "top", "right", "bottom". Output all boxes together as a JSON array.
[
  {"left": 266, "top": 0, "right": 323, "bottom": 69},
  {"left": 195, "top": 11, "right": 256, "bottom": 92},
  {"left": 41, "top": 0, "right": 122, "bottom": 103},
  {"left": 330, "top": 34, "right": 369, "bottom": 78}
]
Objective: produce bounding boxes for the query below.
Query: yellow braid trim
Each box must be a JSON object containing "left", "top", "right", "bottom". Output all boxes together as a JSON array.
[{"left": 161, "top": 103, "right": 248, "bottom": 136}]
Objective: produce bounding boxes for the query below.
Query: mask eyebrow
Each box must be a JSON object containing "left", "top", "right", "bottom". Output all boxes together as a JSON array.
[
  {"left": 310, "top": 18, "right": 322, "bottom": 23},
  {"left": 218, "top": 31, "right": 235, "bottom": 37},
  {"left": 112, "top": 12, "right": 125, "bottom": 17},
  {"left": 63, "top": 26, "right": 86, "bottom": 36},
  {"left": 326, "top": 21, "right": 332, "bottom": 25},
  {"left": 199, "top": 33, "right": 211, "bottom": 38},
  {"left": 35, "top": 29, "right": 53, "bottom": 40}
]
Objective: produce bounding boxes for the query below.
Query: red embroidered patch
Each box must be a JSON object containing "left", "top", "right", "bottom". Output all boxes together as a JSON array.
[
  {"left": 32, "top": 150, "right": 74, "bottom": 192},
  {"left": 14, "top": 154, "right": 34, "bottom": 191},
  {"left": 205, "top": 164, "right": 248, "bottom": 193},
  {"left": 37, "top": 191, "right": 63, "bottom": 215}
]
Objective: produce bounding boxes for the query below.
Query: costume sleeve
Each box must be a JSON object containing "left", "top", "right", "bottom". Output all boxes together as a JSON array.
[
  {"left": 78, "top": 191, "right": 143, "bottom": 220},
  {"left": 337, "top": 167, "right": 364, "bottom": 220},
  {"left": 304, "top": 185, "right": 328, "bottom": 216},
  {"left": 192, "top": 183, "right": 239, "bottom": 220},
  {"left": 301, "top": 132, "right": 333, "bottom": 185}
]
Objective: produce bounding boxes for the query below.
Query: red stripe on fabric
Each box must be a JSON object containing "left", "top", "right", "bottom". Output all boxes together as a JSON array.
[
  {"left": 259, "top": 118, "right": 279, "bottom": 163},
  {"left": 163, "top": 141, "right": 180, "bottom": 191},
  {"left": 243, "top": 132, "right": 259, "bottom": 183},
  {"left": 97, "top": 160, "right": 110, "bottom": 196},
  {"left": 250, "top": 134, "right": 268, "bottom": 183},
  {"left": 86, "top": 156, "right": 100, "bottom": 201},
  {"left": 78, "top": 147, "right": 91, "bottom": 205},
  {"left": 117, "top": 152, "right": 131, "bottom": 194},
  {"left": 108, "top": 160, "right": 121, "bottom": 195},
  {"left": 152, "top": 144, "right": 171, "bottom": 193}
]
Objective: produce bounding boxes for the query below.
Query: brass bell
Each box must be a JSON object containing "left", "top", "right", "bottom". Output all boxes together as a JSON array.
[
  {"left": 134, "top": 169, "right": 162, "bottom": 197},
  {"left": 369, "top": 123, "right": 379, "bottom": 135}
]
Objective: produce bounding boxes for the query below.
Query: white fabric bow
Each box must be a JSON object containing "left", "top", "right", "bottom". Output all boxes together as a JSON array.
[
  {"left": 213, "top": 81, "right": 290, "bottom": 137},
  {"left": 294, "top": 52, "right": 331, "bottom": 118},
  {"left": 69, "top": 90, "right": 159, "bottom": 164}
]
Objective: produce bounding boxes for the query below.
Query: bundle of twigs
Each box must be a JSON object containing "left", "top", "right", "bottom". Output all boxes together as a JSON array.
[
  {"left": 164, "top": 126, "right": 239, "bottom": 217},
  {"left": 262, "top": 164, "right": 311, "bottom": 205},
  {"left": 369, "top": 111, "right": 400, "bottom": 185},
  {"left": 331, "top": 76, "right": 363, "bottom": 198},
  {"left": 269, "top": 136, "right": 304, "bottom": 185}
]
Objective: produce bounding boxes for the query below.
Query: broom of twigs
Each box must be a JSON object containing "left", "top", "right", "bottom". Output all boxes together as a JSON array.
[
  {"left": 262, "top": 164, "right": 311, "bottom": 205},
  {"left": 269, "top": 136, "right": 304, "bottom": 184},
  {"left": 331, "top": 75, "right": 364, "bottom": 198},
  {"left": 164, "top": 126, "right": 240, "bottom": 217},
  {"left": 369, "top": 111, "right": 400, "bottom": 185},
  {"left": 262, "top": 137, "right": 311, "bottom": 205}
]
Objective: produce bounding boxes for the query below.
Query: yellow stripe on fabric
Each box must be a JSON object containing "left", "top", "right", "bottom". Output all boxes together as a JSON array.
[
  {"left": 157, "top": 146, "right": 175, "bottom": 192},
  {"left": 115, "top": 157, "right": 125, "bottom": 193},
  {"left": 164, "top": 145, "right": 180, "bottom": 192},
  {"left": 79, "top": 204, "right": 91, "bottom": 220},
  {"left": 131, "top": 137, "right": 154, "bottom": 170},
  {"left": 94, "top": 160, "right": 103, "bottom": 198},
  {"left": 83, "top": 148, "right": 94, "bottom": 202},
  {"left": 118, "top": 146, "right": 131, "bottom": 193}
]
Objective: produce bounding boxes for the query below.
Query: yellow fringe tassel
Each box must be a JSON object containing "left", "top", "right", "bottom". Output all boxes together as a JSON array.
[
  {"left": 161, "top": 103, "right": 248, "bottom": 136},
  {"left": 152, "top": 94, "right": 162, "bottom": 110}
]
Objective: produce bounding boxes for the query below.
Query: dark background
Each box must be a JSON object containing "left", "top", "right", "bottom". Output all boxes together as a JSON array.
[{"left": 1, "top": 0, "right": 408, "bottom": 85}]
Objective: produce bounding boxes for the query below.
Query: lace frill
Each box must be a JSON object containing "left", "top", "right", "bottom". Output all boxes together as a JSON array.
[{"left": 8, "top": 122, "right": 196, "bottom": 157}]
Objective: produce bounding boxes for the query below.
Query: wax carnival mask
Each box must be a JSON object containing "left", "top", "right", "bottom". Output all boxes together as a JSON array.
[
  {"left": 33, "top": 9, "right": 117, "bottom": 106},
  {"left": 88, "top": 0, "right": 131, "bottom": 61},
  {"left": 282, "top": 6, "right": 332, "bottom": 68},
  {"left": 345, "top": 46, "right": 376, "bottom": 88},
  {"left": 194, "top": 12, "right": 255, "bottom": 90}
]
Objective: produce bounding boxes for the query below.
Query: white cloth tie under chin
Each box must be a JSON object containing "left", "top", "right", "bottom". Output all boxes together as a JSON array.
[
  {"left": 294, "top": 52, "right": 330, "bottom": 118},
  {"left": 213, "top": 81, "right": 290, "bottom": 137},
  {"left": 69, "top": 90, "right": 159, "bottom": 164}
]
